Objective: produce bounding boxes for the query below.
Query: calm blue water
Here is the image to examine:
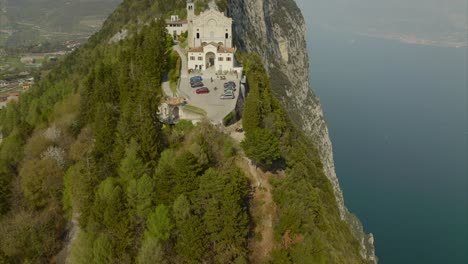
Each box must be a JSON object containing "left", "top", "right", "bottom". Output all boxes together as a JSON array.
[{"left": 307, "top": 28, "right": 468, "bottom": 263}]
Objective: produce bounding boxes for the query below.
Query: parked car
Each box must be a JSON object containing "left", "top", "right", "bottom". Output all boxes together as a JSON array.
[
  {"left": 224, "top": 81, "right": 236, "bottom": 88},
  {"left": 224, "top": 84, "right": 236, "bottom": 91},
  {"left": 190, "top": 76, "right": 203, "bottom": 82},
  {"left": 224, "top": 89, "right": 235, "bottom": 95},
  {"left": 224, "top": 86, "right": 236, "bottom": 92},
  {"left": 191, "top": 81, "right": 204, "bottom": 88},
  {"left": 196, "top": 87, "right": 210, "bottom": 94},
  {"left": 220, "top": 92, "right": 235, "bottom": 100}
]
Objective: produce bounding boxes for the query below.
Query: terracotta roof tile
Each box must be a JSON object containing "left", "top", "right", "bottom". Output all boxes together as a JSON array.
[
  {"left": 165, "top": 19, "right": 188, "bottom": 25},
  {"left": 189, "top": 43, "right": 236, "bottom": 54},
  {"left": 188, "top": 47, "right": 203, "bottom": 52},
  {"left": 218, "top": 46, "right": 236, "bottom": 53},
  {"left": 166, "top": 97, "right": 187, "bottom": 106}
]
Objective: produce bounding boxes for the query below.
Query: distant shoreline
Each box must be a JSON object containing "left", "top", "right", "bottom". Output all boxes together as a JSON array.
[
  {"left": 356, "top": 32, "right": 468, "bottom": 49},
  {"left": 311, "top": 24, "right": 467, "bottom": 49}
]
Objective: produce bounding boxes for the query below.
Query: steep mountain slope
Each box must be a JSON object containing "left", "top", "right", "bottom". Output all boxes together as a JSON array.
[
  {"left": 0, "top": 0, "right": 375, "bottom": 263},
  {"left": 228, "top": 0, "right": 376, "bottom": 262}
]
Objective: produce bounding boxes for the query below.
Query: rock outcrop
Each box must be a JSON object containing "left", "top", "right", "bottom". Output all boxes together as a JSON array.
[{"left": 227, "top": 0, "right": 377, "bottom": 262}]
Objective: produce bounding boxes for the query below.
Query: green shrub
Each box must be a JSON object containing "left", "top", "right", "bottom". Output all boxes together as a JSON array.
[
  {"left": 222, "top": 111, "right": 236, "bottom": 126},
  {"left": 241, "top": 128, "right": 281, "bottom": 168},
  {"left": 215, "top": 0, "right": 228, "bottom": 12}
]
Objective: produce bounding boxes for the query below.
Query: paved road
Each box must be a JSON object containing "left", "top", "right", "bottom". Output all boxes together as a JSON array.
[
  {"left": 161, "top": 74, "right": 174, "bottom": 97},
  {"left": 173, "top": 44, "right": 188, "bottom": 78}
]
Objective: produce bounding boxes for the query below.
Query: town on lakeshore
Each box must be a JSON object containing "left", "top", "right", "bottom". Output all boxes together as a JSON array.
[{"left": 160, "top": 0, "right": 245, "bottom": 125}]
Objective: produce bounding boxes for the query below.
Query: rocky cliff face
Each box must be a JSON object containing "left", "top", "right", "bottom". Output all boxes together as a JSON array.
[{"left": 227, "top": 0, "right": 376, "bottom": 262}]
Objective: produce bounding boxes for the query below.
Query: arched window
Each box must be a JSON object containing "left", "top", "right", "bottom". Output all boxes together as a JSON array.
[
  {"left": 196, "top": 33, "right": 200, "bottom": 39},
  {"left": 225, "top": 33, "right": 229, "bottom": 39}
]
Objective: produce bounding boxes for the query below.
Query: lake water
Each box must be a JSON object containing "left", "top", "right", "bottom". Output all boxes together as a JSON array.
[{"left": 306, "top": 28, "right": 467, "bottom": 263}]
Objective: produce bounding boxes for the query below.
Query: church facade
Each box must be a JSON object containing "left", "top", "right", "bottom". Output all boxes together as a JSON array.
[{"left": 186, "top": 1, "right": 236, "bottom": 72}]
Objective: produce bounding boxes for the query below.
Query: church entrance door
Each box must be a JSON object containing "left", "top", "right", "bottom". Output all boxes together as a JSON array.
[{"left": 206, "top": 52, "right": 216, "bottom": 68}]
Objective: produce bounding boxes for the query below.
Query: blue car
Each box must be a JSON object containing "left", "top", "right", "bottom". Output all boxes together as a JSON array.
[
  {"left": 224, "top": 81, "right": 236, "bottom": 88},
  {"left": 191, "top": 81, "right": 204, "bottom": 88},
  {"left": 190, "top": 76, "right": 203, "bottom": 82}
]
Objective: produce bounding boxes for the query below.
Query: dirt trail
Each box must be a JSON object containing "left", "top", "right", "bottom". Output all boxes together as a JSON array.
[
  {"left": 54, "top": 213, "right": 80, "bottom": 264},
  {"left": 243, "top": 158, "right": 276, "bottom": 263},
  {"left": 228, "top": 124, "right": 276, "bottom": 263}
]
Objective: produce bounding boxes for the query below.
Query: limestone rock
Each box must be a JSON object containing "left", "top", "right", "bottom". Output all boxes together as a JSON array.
[{"left": 228, "top": 0, "right": 377, "bottom": 262}]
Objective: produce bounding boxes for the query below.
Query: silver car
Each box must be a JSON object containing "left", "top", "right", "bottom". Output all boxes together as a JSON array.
[{"left": 220, "top": 92, "right": 235, "bottom": 100}]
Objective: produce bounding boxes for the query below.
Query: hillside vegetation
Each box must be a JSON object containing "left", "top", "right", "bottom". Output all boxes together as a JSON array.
[{"left": 0, "top": 0, "right": 364, "bottom": 263}]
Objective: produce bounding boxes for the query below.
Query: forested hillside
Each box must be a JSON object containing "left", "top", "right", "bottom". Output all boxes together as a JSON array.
[{"left": 0, "top": 0, "right": 364, "bottom": 263}]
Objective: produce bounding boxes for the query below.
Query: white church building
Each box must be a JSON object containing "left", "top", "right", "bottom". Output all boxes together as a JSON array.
[{"left": 186, "top": 0, "right": 237, "bottom": 72}]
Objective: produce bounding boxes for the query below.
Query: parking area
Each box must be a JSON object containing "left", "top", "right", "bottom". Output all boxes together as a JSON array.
[{"left": 177, "top": 71, "right": 240, "bottom": 123}]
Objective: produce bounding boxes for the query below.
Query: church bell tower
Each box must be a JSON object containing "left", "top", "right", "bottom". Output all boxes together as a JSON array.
[
  {"left": 187, "top": 0, "right": 194, "bottom": 21},
  {"left": 187, "top": 0, "right": 194, "bottom": 48}
]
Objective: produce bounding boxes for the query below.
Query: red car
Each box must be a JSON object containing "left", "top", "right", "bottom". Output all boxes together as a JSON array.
[{"left": 196, "top": 87, "right": 210, "bottom": 94}]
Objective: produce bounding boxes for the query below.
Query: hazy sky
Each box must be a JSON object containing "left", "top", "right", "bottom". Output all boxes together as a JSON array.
[{"left": 295, "top": 0, "right": 467, "bottom": 45}]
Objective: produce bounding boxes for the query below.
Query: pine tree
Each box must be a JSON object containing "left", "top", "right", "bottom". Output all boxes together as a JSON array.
[
  {"left": 196, "top": 168, "right": 249, "bottom": 262},
  {"left": 242, "top": 86, "right": 261, "bottom": 133},
  {"left": 90, "top": 178, "right": 130, "bottom": 253},
  {"left": 241, "top": 128, "right": 281, "bottom": 167},
  {"left": 136, "top": 237, "right": 166, "bottom": 264},
  {"left": 113, "top": 100, "right": 137, "bottom": 163},
  {"left": 173, "top": 151, "right": 204, "bottom": 198},
  {"left": 0, "top": 164, "right": 13, "bottom": 215},
  {"left": 93, "top": 234, "right": 115, "bottom": 264},
  {"left": 175, "top": 215, "right": 208, "bottom": 262},
  {"left": 63, "top": 161, "right": 98, "bottom": 226},
  {"left": 153, "top": 149, "right": 177, "bottom": 204},
  {"left": 92, "top": 103, "right": 118, "bottom": 172},
  {"left": 172, "top": 194, "right": 190, "bottom": 222},
  {"left": 127, "top": 174, "right": 154, "bottom": 222},
  {"left": 144, "top": 204, "right": 173, "bottom": 242},
  {"left": 118, "top": 139, "right": 147, "bottom": 184},
  {"left": 133, "top": 96, "right": 163, "bottom": 167}
]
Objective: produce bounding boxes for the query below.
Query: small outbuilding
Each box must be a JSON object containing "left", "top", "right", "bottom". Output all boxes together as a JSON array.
[
  {"left": 159, "top": 97, "right": 187, "bottom": 124},
  {"left": 166, "top": 15, "right": 188, "bottom": 40}
]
